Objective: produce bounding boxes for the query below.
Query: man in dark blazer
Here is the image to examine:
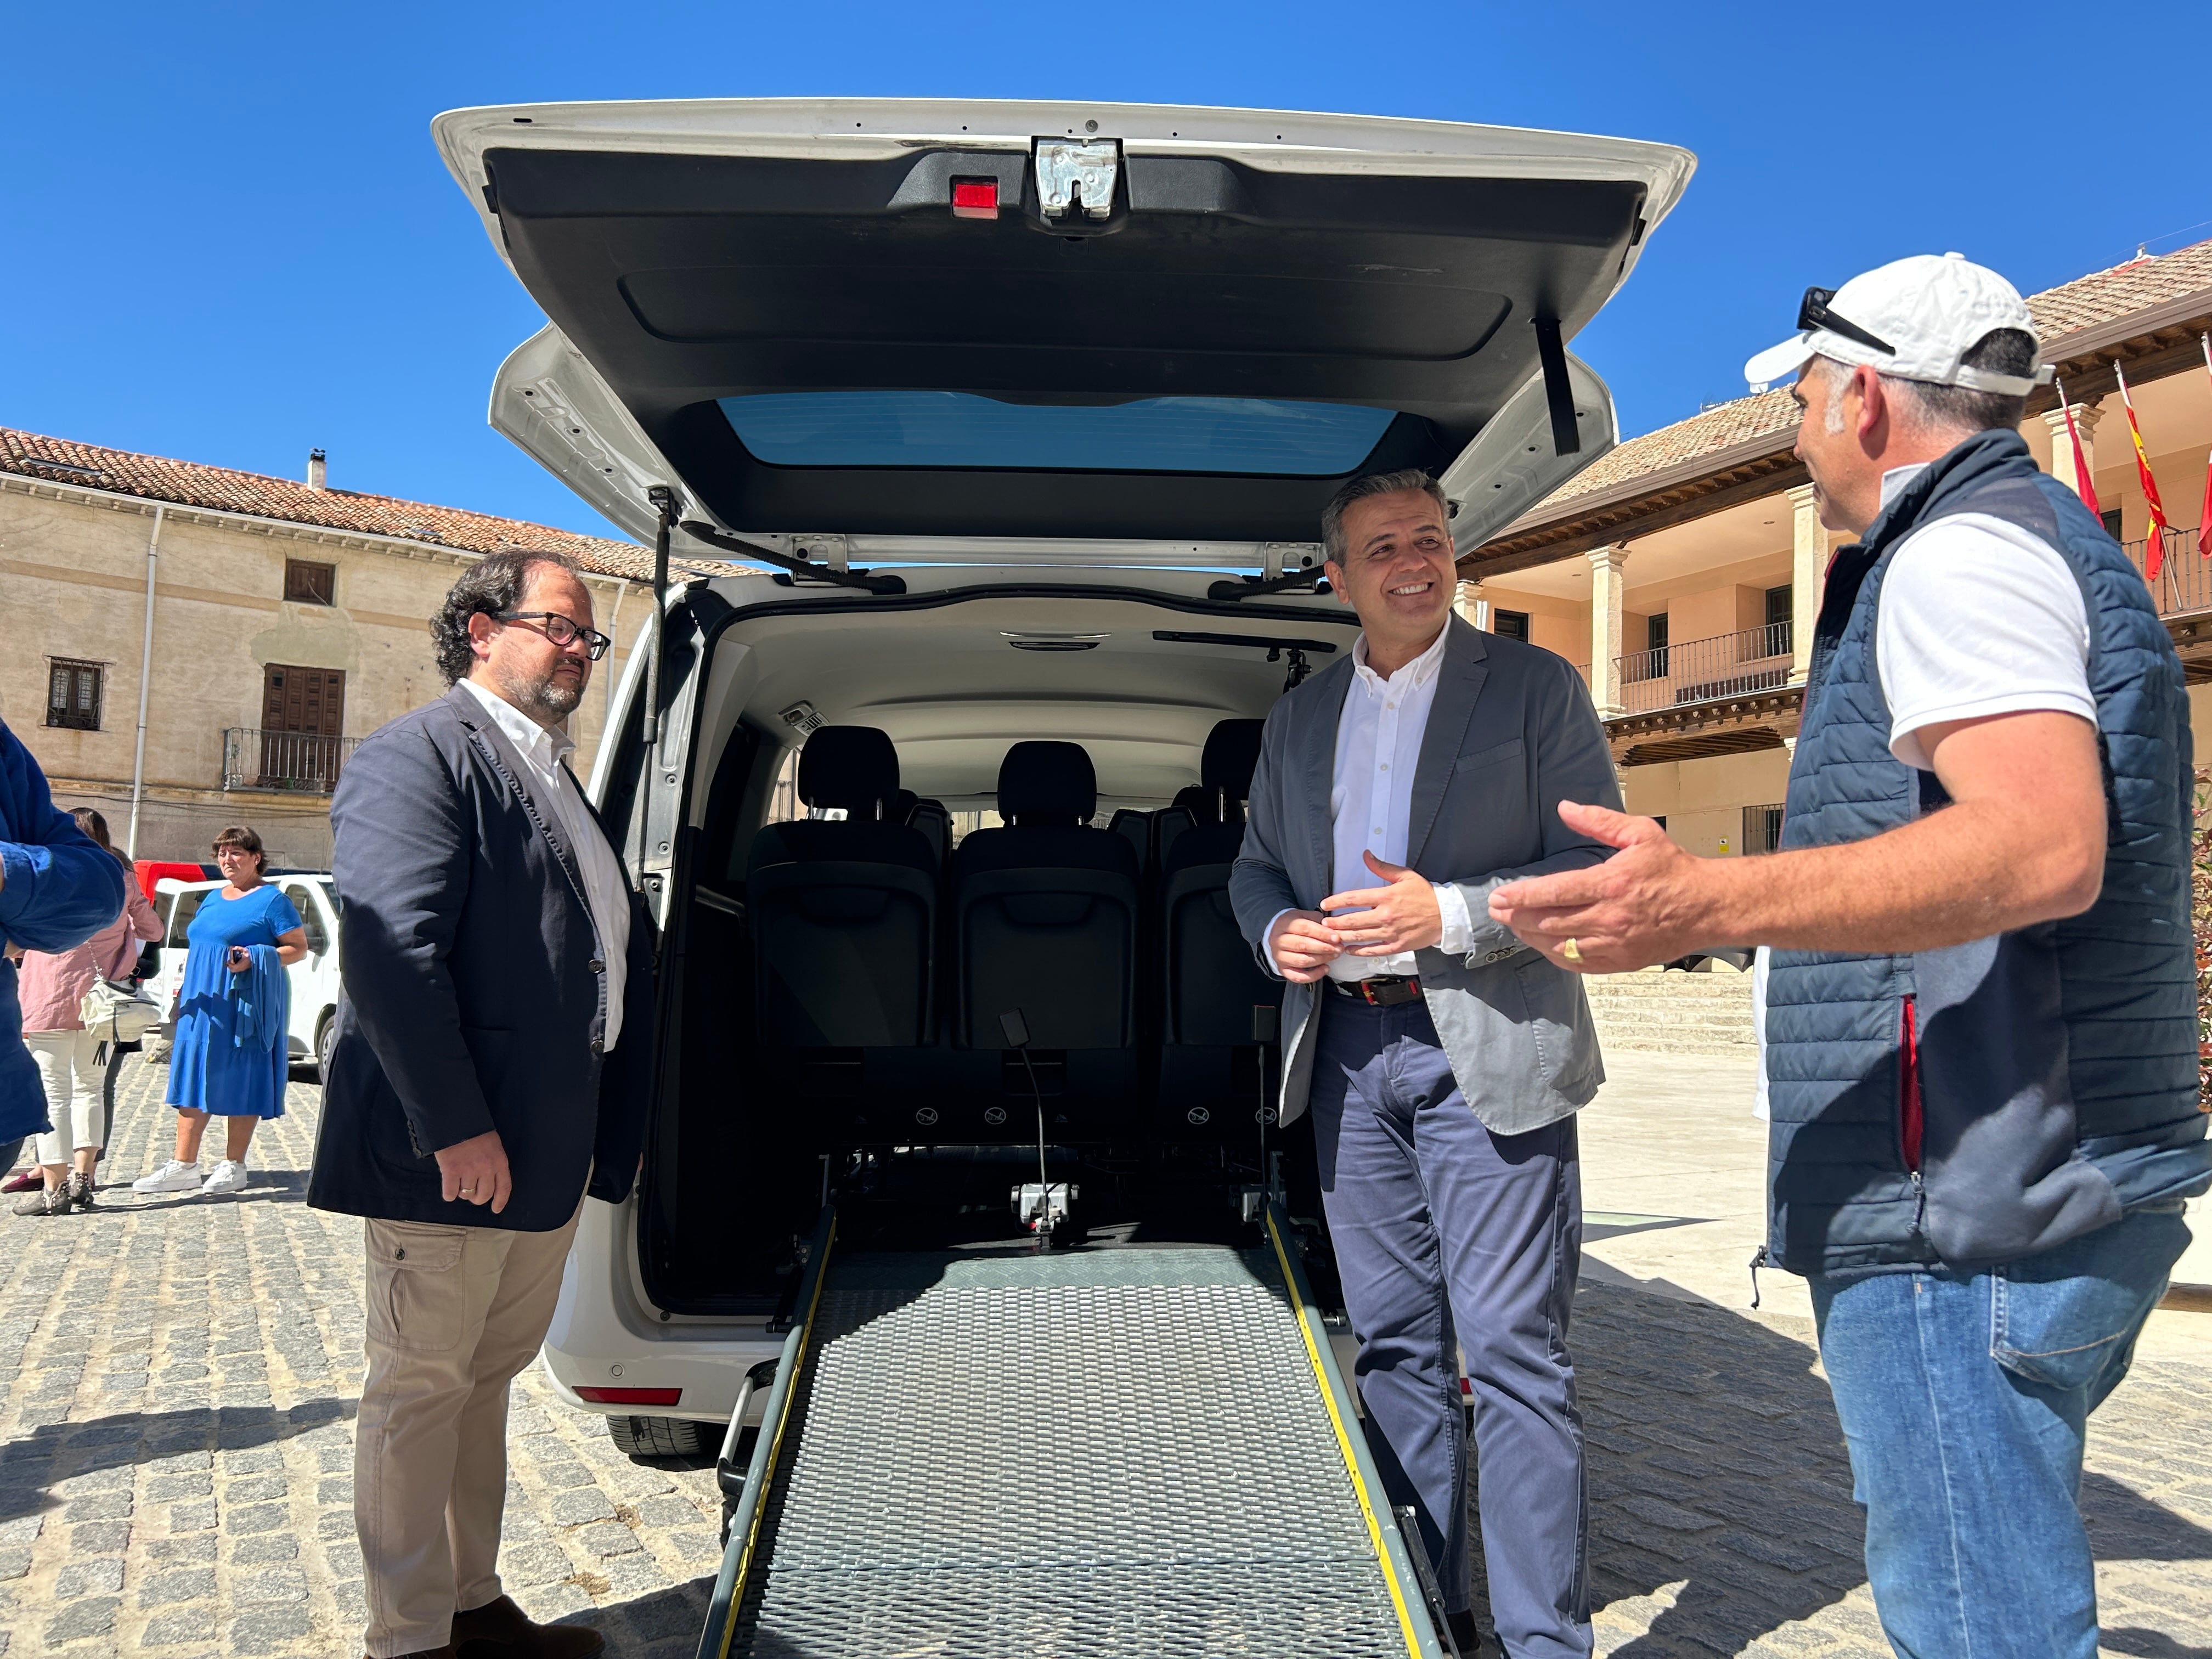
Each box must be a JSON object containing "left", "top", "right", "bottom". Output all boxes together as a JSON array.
[
  {"left": 313, "top": 551, "right": 653, "bottom": 1659},
  {"left": 1230, "top": 470, "right": 1621, "bottom": 1659}
]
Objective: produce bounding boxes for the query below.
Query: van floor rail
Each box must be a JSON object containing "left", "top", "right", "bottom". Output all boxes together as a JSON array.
[{"left": 698, "top": 1205, "right": 1437, "bottom": 1658}]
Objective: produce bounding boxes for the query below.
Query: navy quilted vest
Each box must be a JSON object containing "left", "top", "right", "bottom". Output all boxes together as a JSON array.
[{"left": 1766, "top": 428, "right": 2209, "bottom": 1278}]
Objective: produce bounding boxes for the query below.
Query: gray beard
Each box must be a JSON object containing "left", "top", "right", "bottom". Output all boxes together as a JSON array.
[{"left": 494, "top": 662, "right": 583, "bottom": 726}]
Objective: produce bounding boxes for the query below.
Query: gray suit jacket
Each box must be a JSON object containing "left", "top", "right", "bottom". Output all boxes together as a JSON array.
[{"left": 1229, "top": 616, "right": 1622, "bottom": 1134}]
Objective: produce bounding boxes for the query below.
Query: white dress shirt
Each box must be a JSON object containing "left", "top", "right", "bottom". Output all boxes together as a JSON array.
[
  {"left": 460, "top": 678, "right": 631, "bottom": 1050},
  {"left": 1266, "top": 622, "right": 1476, "bottom": 981}
]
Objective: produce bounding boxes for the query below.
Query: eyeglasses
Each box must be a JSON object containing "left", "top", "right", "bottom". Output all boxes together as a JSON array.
[
  {"left": 492, "top": 610, "right": 612, "bottom": 659},
  {"left": 1797, "top": 286, "right": 1895, "bottom": 358}
]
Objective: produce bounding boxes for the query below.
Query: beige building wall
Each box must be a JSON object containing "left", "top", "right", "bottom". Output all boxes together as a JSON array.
[
  {"left": 1622, "top": 749, "right": 1794, "bottom": 857},
  {"left": 2, "top": 478, "right": 647, "bottom": 867}
]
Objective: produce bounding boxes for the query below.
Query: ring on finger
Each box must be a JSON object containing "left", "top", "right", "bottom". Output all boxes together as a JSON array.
[{"left": 1561, "top": 938, "right": 1583, "bottom": 964}]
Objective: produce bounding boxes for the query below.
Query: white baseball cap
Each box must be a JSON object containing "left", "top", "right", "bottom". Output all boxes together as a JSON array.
[{"left": 1743, "top": 252, "right": 2054, "bottom": 395}]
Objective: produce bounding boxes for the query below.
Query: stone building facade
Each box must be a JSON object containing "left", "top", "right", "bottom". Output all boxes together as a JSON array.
[
  {"left": 1457, "top": 238, "right": 2212, "bottom": 856},
  {"left": 2, "top": 432, "right": 729, "bottom": 867}
]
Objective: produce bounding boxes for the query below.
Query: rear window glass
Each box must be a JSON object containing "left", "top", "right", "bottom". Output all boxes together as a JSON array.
[
  {"left": 166, "top": 888, "right": 208, "bottom": 946},
  {"left": 719, "top": 392, "right": 1396, "bottom": 476}
]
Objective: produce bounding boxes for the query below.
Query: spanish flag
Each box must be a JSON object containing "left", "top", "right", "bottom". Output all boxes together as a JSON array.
[{"left": 2113, "top": 357, "right": 2171, "bottom": 578}]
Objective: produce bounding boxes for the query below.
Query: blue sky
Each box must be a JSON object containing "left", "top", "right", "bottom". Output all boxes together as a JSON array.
[{"left": 4, "top": 0, "right": 2207, "bottom": 541}]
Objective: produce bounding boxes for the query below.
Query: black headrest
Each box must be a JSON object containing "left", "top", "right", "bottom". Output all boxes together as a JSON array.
[
  {"left": 1200, "top": 720, "right": 1266, "bottom": 800},
  {"left": 998, "top": 741, "right": 1096, "bottom": 823},
  {"left": 799, "top": 726, "right": 900, "bottom": 812}
]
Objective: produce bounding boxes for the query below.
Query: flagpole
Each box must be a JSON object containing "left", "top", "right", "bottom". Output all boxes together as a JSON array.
[{"left": 2198, "top": 333, "right": 2211, "bottom": 560}]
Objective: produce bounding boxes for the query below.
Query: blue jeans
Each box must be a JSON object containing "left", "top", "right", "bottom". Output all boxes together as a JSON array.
[
  {"left": 1308, "top": 997, "right": 1588, "bottom": 1659},
  {"left": 1809, "top": 1205, "right": 2190, "bottom": 1659}
]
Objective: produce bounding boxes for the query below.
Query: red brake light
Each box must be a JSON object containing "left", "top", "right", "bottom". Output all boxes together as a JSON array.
[
  {"left": 951, "top": 179, "right": 999, "bottom": 221},
  {"left": 574, "top": 1386, "right": 682, "bottom": 1406}
]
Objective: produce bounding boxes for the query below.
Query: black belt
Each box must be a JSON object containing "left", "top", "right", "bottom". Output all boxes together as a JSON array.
[{"left": 1326, "top": 975, "right": 1422, "bottom": 1006}]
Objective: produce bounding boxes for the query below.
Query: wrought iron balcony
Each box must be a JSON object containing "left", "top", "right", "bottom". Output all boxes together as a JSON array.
[
  {"left": 2125, "top": 526, "right": 2210, "bottom": 618},
  {"left": 221, "top": 728, "right": 357, "bottom": 794},
  {"left": 1615, "top": 620, "right": 1793, "bottom": 715}
]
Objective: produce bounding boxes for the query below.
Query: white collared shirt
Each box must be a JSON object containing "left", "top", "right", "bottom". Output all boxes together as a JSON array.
[
  {"left": 460, "top": 678, "right": 631, "bottom": 1050},
  {"left": 1265, "top": 623, "right": 1475, "bottom": 981}
]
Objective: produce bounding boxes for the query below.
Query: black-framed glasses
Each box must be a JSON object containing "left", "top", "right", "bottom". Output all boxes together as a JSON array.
[
  {"left": 1798, "top": 286, "right": 1895, "bottom": 357},
  {"left": 492, "top": 610, "right": 612, "bottom": 659}
]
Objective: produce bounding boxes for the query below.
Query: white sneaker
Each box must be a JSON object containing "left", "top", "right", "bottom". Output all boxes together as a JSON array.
[
  {"left": 200, "top": 1161, "right": 249, "bottom": 1196},
  {"left": 132, "top": 1159, "right": 203, "bottom": 1194}
]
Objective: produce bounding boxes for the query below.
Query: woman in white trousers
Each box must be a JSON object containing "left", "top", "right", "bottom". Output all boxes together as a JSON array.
[{"left": 10, "top": 808, "right": 160, "bottom": 1217}]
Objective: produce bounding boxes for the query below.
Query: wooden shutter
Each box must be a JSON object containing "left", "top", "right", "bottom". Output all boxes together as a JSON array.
[{"left": 259, "top": 665, "right": 347, "bottom": 787}]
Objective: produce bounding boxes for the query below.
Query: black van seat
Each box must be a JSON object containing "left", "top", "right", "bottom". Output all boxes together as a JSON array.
[
  {"left": 1158, "top": 720, "right": 1277, "bottom": 1135},
  {"left": 744, "top": 726, "right": 936, "bottom": 1048},
  {"left": 951, "top": 742, "right": 1139, "bottom": 1058},
  {"left": 1107, "top": 808, "right": 1152, "bottom": 882}
]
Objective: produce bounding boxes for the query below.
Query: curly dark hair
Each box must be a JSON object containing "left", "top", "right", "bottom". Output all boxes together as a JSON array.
[{"left": 428, "top": 550, "right": 582, "bottom": 686}]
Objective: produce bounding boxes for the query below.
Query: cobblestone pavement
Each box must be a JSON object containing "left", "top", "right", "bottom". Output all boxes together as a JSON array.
[{"left": 2, "top": 1057, "right": 2209, "bottom": 1657}]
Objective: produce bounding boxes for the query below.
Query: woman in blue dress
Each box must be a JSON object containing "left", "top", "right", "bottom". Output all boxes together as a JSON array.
[{"left": 133, "top": 825, "right": 308, "bottom": 1197}]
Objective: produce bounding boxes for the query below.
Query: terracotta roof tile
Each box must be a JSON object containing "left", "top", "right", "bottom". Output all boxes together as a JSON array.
[
  {"left": 2029, "top": 237, "right": 2212, "bottom": 342},
  {"left": 1528, "top": 237, "right": 2212, "bottom": 519},
  {"left": 0, "top": 428, "right": 737, "bottom": 583}
]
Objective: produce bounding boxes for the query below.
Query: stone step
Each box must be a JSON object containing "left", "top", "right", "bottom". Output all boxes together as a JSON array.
[{"left": 1582, "top": 967, "right": 1757, "bottom": 1057}]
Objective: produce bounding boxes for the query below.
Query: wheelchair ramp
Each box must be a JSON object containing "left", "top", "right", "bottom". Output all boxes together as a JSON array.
[{"left": 702, "top": 1216, "right": 1434, "bottom": 1658}]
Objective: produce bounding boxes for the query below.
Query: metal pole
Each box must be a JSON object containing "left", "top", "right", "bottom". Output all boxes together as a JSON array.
[
  {"left": 600, "top": 577, "right": 628, "bottom": 738},
  {"left": 125, "top": 504, "right": 165, "bottom": 858}
]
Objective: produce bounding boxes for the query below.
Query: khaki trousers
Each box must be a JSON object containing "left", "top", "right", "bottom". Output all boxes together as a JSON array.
[{"left": 356, "top": 1204, "right": 582, "bottom": 1657}]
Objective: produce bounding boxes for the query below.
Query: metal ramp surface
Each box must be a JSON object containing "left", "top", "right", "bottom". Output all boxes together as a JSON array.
[{"left": 699, "top": 1207, "right": 1436, "bottom": 1658}]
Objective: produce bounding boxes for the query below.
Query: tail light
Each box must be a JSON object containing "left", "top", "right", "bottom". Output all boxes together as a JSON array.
[{"left": 574, "top": 1386, "right": 681, "bottom": 1406}]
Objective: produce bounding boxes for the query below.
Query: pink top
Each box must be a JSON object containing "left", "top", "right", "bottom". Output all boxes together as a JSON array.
[{"left": 16, "top": 872, "right": 162, "bottom": 1034}]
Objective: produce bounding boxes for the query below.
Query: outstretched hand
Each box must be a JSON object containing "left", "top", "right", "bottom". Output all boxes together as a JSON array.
[
  {"left": 1488, "top": 802, "right": 1714, "bottom": 973},
  {"left": 1321, "top": 851, "right": 1443, "bottom": 957}
]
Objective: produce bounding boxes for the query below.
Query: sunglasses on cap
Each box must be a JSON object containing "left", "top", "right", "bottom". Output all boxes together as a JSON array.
[{"left": 1798, "top": 287, "right": 1895, "bottom": 358}]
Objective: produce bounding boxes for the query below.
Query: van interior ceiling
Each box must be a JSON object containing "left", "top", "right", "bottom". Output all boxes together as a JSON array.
[{"left": 631, "top": 582, "right": 1361, "bottom": 1315}]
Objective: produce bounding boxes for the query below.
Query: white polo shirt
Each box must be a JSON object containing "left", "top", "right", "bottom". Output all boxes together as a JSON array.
[
  {"left": 1873, "top": 462, "right": 2095, "bottom": 770},
  {"left": 460, "top": 678, "right": 631, "bottom": 1051}
]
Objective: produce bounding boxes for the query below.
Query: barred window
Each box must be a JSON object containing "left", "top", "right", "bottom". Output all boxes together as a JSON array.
[{"left": 46, "top": 659, "right": 102, "bottom": 731}]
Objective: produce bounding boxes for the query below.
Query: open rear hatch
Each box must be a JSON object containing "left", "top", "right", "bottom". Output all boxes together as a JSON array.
[{"left": 433, "top": 99, "right": 1692, "bottom": 561}]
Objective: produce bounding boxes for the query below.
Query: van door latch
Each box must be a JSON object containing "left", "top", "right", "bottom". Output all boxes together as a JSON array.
[{"left": 1034, "top": 138, "right": 1120, "bottom": 222}]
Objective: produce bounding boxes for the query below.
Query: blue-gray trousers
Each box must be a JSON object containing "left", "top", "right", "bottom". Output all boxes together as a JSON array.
[{"left": 1309, "top": 995, "right": 1590, "bottom": 1659}]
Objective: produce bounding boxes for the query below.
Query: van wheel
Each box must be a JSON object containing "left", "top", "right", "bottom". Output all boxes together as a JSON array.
[
  {"left": 608, "top": 1416, "right": 709, "bottom": 1461},
  {"left": 315, "top": 1013, "right": 336, "bottom": 1086}
]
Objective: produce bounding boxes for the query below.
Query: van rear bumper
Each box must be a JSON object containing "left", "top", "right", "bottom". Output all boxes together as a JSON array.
[{"left": 538, "top": 1194, "right": 782, "bottom": 1426}]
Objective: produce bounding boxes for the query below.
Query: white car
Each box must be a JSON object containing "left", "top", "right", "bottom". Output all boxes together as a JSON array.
[
  {"left": 148, "top": 873, "right": 345, "bottom": 1078},
  {"left": 432, "top": 96, "right": 1691, "bottom": 1459}
]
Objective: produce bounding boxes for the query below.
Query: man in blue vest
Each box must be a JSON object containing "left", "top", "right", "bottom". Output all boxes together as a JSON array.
[{"left": 1488, "top": 253, "right": 2211, "bottom": 1658}]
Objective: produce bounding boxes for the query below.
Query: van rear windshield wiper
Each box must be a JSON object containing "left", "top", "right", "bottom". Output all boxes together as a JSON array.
[
  {"left": 1153, "top": 630, "right": 1339, "bottom": 689},
  {"left": 680, "top": 521, "right": 906, "bottom": 595},
  {"left": 1151, "top": 632, "right": 1339, "bottom": 654},
  {"left": 1206, "top": 569, "right": 1332, "bottom": 601}
]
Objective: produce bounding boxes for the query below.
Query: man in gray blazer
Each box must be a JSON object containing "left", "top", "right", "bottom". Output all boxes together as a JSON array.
[{"left": 1231, "top": 468, "right": 1621, "bottom": 1659}]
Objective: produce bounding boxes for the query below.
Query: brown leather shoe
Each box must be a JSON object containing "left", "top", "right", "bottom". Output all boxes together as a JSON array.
[{"left": 452, "top": 1596, "right": 605, "bottom": 1659}]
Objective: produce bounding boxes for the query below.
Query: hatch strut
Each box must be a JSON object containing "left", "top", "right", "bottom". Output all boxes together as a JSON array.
[
  {"left": 679, "top": 520, "right": 907, "bottom": 595},
  {"left": 642, "top": 487, "right": 680, "bottom": 748},
  {"left": 1533, "top": 317, "right": 1582, "bottom": 458}
]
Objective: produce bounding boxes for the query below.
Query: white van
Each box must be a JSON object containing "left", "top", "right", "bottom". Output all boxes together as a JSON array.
[
  {"left": 431, "top": 98, "right": 1691, "bottom": 1458},
  {"left": 148, "top": 874, "right": 345, "bottom": 1077}
]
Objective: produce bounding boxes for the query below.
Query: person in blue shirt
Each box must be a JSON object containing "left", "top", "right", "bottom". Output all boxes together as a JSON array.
[
  {"left": 1, "top": 720, "right": 130, "bottom": 1163},
  {"left": 133, "top": 825, "right": 307, "bottom": 1197}
]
